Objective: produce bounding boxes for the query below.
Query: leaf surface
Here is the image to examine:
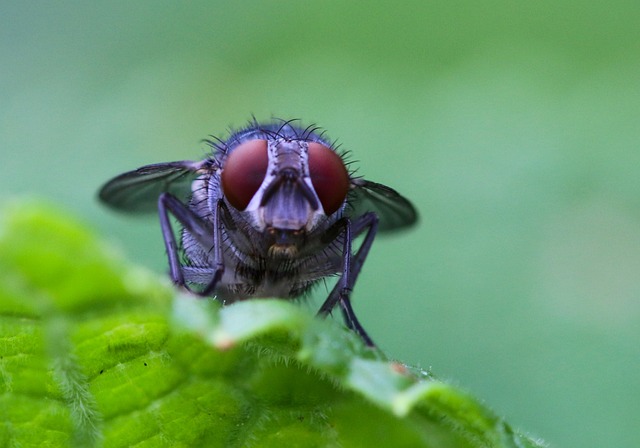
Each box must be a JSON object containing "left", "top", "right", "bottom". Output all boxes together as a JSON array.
[{"left": 0, "top": 202, "right": 544, "bottom": 447}]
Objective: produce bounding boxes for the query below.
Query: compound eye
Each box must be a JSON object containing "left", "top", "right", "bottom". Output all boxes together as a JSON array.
[
  {"left": 221, "top": 139, "right": 269, "bottom": 210},
  {"left": 308, "top": 142, "right": 350, "bottom": 215}
]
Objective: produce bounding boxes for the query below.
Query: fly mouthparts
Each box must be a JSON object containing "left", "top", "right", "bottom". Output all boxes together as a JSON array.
[{"left": 267, "top": 244, "right": 299, "bottom": 259}]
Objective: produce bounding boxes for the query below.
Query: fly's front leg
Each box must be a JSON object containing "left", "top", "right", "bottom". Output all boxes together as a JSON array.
[
  {"left": 158, "top": 192, "right": 224, "bottom": 296},
  {"left": 200, "top": 199, "right": 225, "bottom": 296},
  {"left": 317, "top": 212, "right": 379, "bottom": 347}
]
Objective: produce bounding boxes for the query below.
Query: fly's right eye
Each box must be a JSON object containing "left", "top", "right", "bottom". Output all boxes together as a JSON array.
[
  {"left": 308, "top": 142, "right": 350, "bottom": 215},
  {"left": 221, "top": 139, "right": 269, "bottom": 210}
]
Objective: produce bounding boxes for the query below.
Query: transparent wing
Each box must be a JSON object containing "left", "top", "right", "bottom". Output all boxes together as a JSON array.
[
  {"left": 98, "top": 160, "right": 212, "bottom": 213},
  {"left": 346, "top": 178, "right": 418, "bottom": 232}
]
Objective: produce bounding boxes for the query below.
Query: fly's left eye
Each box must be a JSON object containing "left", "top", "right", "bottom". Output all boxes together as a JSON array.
[
  {"left": 308, "top": 142, "right": 350, "bottom": 215},
  {"left": 221, "top": 139, "right": 269, "bottom": 210}
]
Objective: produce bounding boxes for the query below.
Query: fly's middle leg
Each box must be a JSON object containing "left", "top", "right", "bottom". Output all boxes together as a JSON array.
[{"left": 158, "top": 193, "right": 224, "bottom": 296}]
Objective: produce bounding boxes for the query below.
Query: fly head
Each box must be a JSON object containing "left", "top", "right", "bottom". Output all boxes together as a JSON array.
[{"left": 220, "top": 135, "right": 351, "bottom": 258}]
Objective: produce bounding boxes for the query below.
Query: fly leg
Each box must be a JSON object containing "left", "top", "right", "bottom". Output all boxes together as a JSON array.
[
  {"left": 158, "top": 192, "right": 224, "bottom": 296},
  {"left": 317, "top": 212, "right": 379, "bottom": 347}
]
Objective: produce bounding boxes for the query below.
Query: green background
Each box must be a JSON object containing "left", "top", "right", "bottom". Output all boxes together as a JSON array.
[{"left": 2, "top": 2, "right": 638, "bottom": 446}]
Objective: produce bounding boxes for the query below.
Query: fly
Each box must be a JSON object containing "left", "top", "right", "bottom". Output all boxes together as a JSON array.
[{"left": 98, "top": 119, "right": 418, "bottom": 347}]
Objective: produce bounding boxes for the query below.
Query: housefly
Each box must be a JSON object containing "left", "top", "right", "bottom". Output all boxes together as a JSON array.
[{"left": 98, "top": 119, "right": 417, "bottom": 347}]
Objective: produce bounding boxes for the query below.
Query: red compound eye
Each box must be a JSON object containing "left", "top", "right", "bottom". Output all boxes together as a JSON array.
[
  {"left": 308, "top": 142, "right": 350, "bottom": 215},
  {"left": 221, "top": 139, "right": 269, "bottom": 210}
]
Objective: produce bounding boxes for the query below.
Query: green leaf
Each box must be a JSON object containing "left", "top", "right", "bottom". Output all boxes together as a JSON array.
[{"left": 0, "top": 201, "right": 545, "bottom": 447}]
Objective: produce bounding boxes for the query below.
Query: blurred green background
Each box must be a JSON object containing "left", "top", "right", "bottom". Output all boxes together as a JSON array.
[{"left": 2, "top": 1, "right": 639, "bottom": 446}]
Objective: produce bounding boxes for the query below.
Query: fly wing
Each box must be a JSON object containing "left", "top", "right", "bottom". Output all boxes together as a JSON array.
[
  {"left": 98, "top": 160, "right": 212, "bottom": 213},
  {"left": 346, "top": 178, "right": 418, "bottom": 232}
]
